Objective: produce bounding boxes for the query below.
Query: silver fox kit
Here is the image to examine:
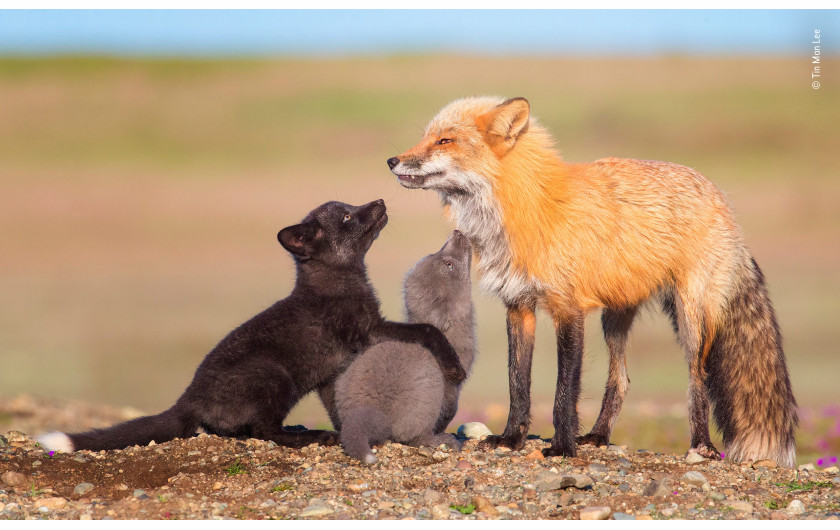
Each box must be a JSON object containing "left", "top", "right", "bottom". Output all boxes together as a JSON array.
[{"left": 331, "top": 231, "right": 476, "bottom": 464}]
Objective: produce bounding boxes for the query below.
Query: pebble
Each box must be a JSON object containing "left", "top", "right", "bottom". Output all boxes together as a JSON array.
[
  {"left": 724, "top": 500, "right": 754, "bottom": 514},
  {"left": 643, "top": 478, "right": 673, "bottom": 497},
  {"left": 300, "top": 501, "right": 334, "bottom": 518},
  {"left": 588, "top": 462, "right": 608, "bottom": 474},
  {"left": 133, "top": 489, "right": 148, "bottom": 500},
  {"left": 431, "top": 502, "right": 451, "bottom": 520},
  {"left": 824, "top": 466, "right": 839, "bottom": 474},
  {"left": 685, "top": 452, "right": 706, "bottom": 464},
  {"left": 431, "top": 451, "right": 448, "bottom": 462},
  {"left": 74, "top": 483, "right": 95, "bottom": 496},
  {"left": 681, "top": 471, "right": 709, "bottom": 489},
  {"left": 347, "top": 480, "right": 369, "bottom": 493},
  {"left": 456, "top": 422, "right": 493, "bottom": 440},
  {"left": 612, "top": 512, "right": 636, "bottom": 520},
  {"left": 580, "top": 506, "right": 611, "bottom": 520},
  {"left": 753, "top": 459, "right": 777, "bottom": 469},
  {"left": 708, "top": 491, "right": 727, "bottom": 501},
  {"left": 472, "top": 496, "right": 499, "bottom": 516},
  {"left": 798, "top": 463, "right": 816, "bottom": 471},
  {"left": 34, "top": 497, "right": 67, "bottom": 511},
  {"left": 455, "top": 459, "right": 473, "bottom": 470},
  {"left": 423, "top": 489, "right": 443, "bottom": 506},
  {"left": 534, "top": 470, "right": 593, "bottom": 492},
  {"left": 5, "top": 431, "right": 27, "bottom": 444},
  {"left": 525, "top": 449, "right": 545, "bottom": 460},
  {"left": 1, "top": 471, "right": 27, "bottom": 488},
  {"left": 786, "top": 499, "right": 805, "bottom": 515},
  {"left": 608, "top": 445, "right": 626, "bottom": 455},
  {"left": 378, "top": 500, "right": 395, "bottom": 510}
]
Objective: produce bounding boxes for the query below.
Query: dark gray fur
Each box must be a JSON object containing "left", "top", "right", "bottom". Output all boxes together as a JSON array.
[{"left": 328, "top": 231, "right": 476, "bottom": 464}]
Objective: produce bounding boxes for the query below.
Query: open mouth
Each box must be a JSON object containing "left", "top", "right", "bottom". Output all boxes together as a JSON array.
[{"left": 396, "top": 171, "right": 442, "bottom": 189}]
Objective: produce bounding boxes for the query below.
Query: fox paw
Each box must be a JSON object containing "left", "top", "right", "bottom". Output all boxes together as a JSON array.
[
  {"left": 687, "top": 444, "right": 720, "bottom": 460},
  {"left": 542, "top": 444, "right": 576, "bottom": 458},
  {"left": 477, "top": 434, "right": 524, "bottom": 452},
  {"left": 576, "top": 432, "right": 610, "bottom": 447},
  {"left": 317, "top": 430, "right": 341, "bottom": 446}
]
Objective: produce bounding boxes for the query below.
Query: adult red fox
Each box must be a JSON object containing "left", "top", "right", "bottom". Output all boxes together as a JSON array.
[{"left": 387, "top": 96, "right": 797, "bottom": 467}]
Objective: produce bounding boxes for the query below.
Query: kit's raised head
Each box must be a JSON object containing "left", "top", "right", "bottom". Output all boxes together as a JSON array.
[
  {"left": 278, "top": 199, "right": 388, "bottom": 266},
  {"left": 403, "top": 230, "right": 473, "bottom": 329}
]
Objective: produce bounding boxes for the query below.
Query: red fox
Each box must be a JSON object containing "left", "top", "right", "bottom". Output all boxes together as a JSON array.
[{"left": 387, "top": 96, "right": 798, "bottom": 467}]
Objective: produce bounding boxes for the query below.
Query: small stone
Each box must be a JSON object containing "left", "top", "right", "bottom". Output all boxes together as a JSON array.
[
  {"left": 432, "top": 451, "right": 449, "bottom": 462},
  {"left": 0, "top": 503, "right": 5, "bottom": 512},
  {"left": 347, "top": 480, "right": 369, "bottom": 493},
  {"left": 378, "top": 500, "right": 395, "bottom": 510},
  {"left": 34, "top": 497, "right": 67, "bottom": 511},
  {"left": 708, "top": 491, "right": 727, "bottom": 501},
  {"left": 417, "top": 447, "right": 434, "bottom": 458},
  {"left": 588, "top": 462, "right": 608, "bottom": 474},
  {"left": 725, "top": 500, "right": 754, "bottom": 514},
  {"left": 1, "top": 471, "right": 27, "bottom": 488},
  {"left": 116, "top": 484, "right": 128, "bottom": 491},
  {"left": 148, "top": 440, "right": 156, "bottom": 446},
  {"left": 680, "top": 471, "right": 709, "bottom": 488},
  {"left": 786, "top": 499, "right": 806, "bottom": 515},
  {"left": 73, "top": 456, "right": 88, "bottom": 463},
  {"left": 5, "top": 431, "right": 27, "bottom": 444},
  {"left": 753, "top": 459, "right": 778, "bottom": 469},
  {"left": 523, "top": 485, "right": 537, "bottom": 499},
  {"left": 212, "top": 482, "right": 223, "bottom": 491},
  {"left": 31, "top": 461, "right": 41, "bottom": 467},
  {"left": 608, "top": 445, "right": 627, "bottom": 455},
  {"left": 824, "top": 466, "right": 839, "bottom": 474},
  {"left": 472, "top": 496, "right": 499, "bottom": 516},
  {"left": 643, "top": 478, "right": 673, "bottom": 497},
  {"left": 74, "top": 483, "right": 95, "bottom": 496},
  {"left": 525, "top": 449, "right": 545, "bottom": 460},
  {"left": 80, "top": 514, "right": 92, "bottom": 520},
  {"left": 798, "top": 463, "right": 816, "bottom": 471},
  {"left": 580, "top": 506, "right": 611, "bottom": 520},
  {"left": 431, "top": 502, "right": 451, "bottom": 520},
  {"left": 685, "top": 452, "right": 706, "bottom": 464},
  {"left": 612, "top": 512, "right": 636, "bottom": 520},
  {"left": 300, "top": 502, "right": 333, "bottom": 518},
  {"left": 423, "top": 489, "right": 443, "bottom": 506},
  {"left": 133, "top": 489, "right": 148, "bottom": 499},
  {"left": 457, "top": 422, "right": 493, "bottom": 440},
  {"left": 259, "top": 499, "right": 276, "bottom": 509},
  {"left": 455, "top": 459, "right": 473, "bottom": 470}
]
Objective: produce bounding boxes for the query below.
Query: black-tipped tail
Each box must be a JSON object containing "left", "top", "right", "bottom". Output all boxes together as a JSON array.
[
  {"left": 340, "top": 407, "right": 391, "bottom": 464},
  {"left": 705, "top": 258, "right": 798, "bottom": 467},
  {"left": 63, "top": 407, "right": 195, "bottom": 452}
]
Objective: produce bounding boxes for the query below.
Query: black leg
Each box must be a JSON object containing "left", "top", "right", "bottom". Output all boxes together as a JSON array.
[
  {"left": 479, "top": 302, "right": 536, "bottom": 452},
  {"left": 543, "top": 309, "right": 585, "bottom": 458},
  {"left": 372, "top": 321, "right": 466, "bottom": 383},
  {"left": 578, "top": 306, "right": 636, "bottom": 447}
]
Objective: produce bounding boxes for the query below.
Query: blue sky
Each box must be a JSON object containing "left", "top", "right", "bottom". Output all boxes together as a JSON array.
[{"left": 0, "top": 9, "right": 837, "bottom": 56}]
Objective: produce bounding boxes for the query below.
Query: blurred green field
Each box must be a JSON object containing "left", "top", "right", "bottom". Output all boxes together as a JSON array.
[{"left": 1, "top": 55, "right": 838, "bottom": 465}]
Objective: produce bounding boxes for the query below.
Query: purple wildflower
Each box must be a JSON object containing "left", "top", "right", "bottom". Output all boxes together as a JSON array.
[{"left": 817, "top": 458, "right": 824, "bottom": 466}]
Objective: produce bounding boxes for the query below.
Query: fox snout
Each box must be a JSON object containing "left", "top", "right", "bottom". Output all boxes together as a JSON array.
[{"left": 387, "top": 157, "right": 400, "bottom": 170}]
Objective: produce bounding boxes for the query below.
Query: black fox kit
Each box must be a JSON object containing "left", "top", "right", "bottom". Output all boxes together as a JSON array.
[
  {"left": 329, "top": 231, "right": 476, "bottom": 464},
  {"left": 38, "top": 200, "right": 465, "bottom": 453}
]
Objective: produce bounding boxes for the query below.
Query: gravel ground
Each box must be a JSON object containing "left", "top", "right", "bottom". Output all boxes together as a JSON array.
[{"left": 1, "top": 394, "right": 838, "bottom": 521}]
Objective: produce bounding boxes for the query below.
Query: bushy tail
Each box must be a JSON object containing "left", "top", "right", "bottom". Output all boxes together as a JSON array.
[
  {"left": 705, "top": 257, "right": 798, "bottom": 467},
  {"left": 340, "top": 406, "right": 392, "bottom": 465},
  {"left": 38, "top": 406, "right": 196, "bottom": 453}
]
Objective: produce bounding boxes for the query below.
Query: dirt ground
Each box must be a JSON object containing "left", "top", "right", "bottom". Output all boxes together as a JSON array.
[{"left": 1, "top": 394, "right": 838, "bottom": 521}]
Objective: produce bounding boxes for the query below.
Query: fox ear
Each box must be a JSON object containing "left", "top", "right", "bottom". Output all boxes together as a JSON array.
[
  {"left": 485, "top": 97, "right": 530, "bottom": 140},
  {"left": 278, "top": 221, "right": 317, "bottom": 258}
]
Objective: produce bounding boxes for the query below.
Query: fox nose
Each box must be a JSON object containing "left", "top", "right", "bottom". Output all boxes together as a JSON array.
[{"left": 387, "top": 157, "right": 400, "bottom": 170}]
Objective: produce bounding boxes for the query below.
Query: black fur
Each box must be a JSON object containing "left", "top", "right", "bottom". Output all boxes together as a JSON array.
[{"left": 42, "top": 200, "right": 465, "bottom": 452}]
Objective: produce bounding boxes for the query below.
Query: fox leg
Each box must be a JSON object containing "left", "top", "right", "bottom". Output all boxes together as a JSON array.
[
  {"left": 543, "top": 308, "right": 586, "bottom": 458},
  {"left": 665, "top": 288, "right": 720, "bottom": 458},
  {"left": 578, "top": 306, "right": 637, "bottom": 447},
  {"left": 478, "top": 302, "right": 537, "bottom": 452}
]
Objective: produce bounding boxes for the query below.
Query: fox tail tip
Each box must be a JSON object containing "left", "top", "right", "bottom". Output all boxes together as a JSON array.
[{"left": 36, "top": 431, "right": 74, "bottom": 453}]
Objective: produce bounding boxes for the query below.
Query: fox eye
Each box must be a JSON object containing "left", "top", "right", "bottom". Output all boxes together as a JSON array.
[
  {"left": 435, "top": 138, "right": 453, "bottom": 145},
  {"left": 343, "top": 214, "right": 352, "bottom": 222},
  {"left": 445, "top": 261, "right": 453, "bottom": 270}
]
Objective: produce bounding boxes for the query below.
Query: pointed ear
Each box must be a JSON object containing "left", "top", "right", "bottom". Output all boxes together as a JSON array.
[
  {"left": 277, "top": 222, "right": 317, "bottom": 258},
  {"left": 483, "top": 97, "right": 530, "bottom": 140}
]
